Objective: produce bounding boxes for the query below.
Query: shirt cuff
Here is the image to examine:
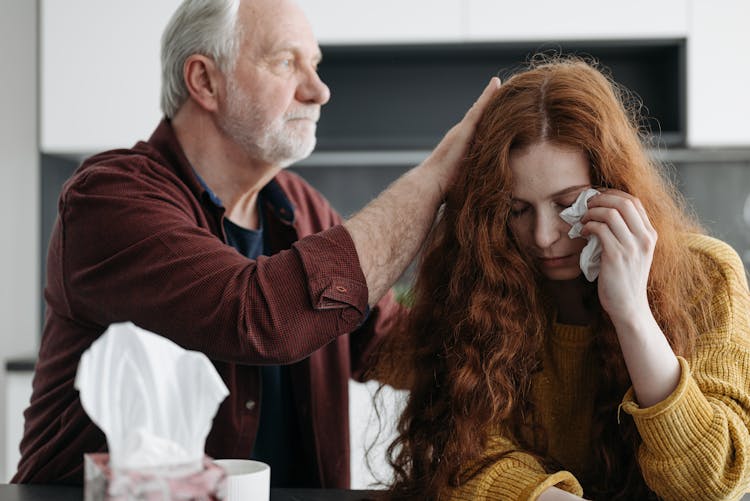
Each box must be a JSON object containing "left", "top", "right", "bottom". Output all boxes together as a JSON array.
[
  {"left": 294, "top": 224, "right": 369, "bottom": 320},
  {"left": 619, "top": 356, "right": 715, "bottom": 457}
]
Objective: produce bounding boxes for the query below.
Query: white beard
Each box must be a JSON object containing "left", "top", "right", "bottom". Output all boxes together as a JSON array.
[{"left": 218, "top": 78, "right": 318, "bottom": 167}]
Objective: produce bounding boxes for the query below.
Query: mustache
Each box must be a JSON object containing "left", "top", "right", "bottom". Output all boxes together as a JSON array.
[{"left": 285, "top": 107, "right": 320, "bottom": 122}]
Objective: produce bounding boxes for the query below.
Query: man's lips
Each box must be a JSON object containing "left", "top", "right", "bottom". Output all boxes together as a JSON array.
[
  {"left": 287, "top": 116, "right": 318, "bottom": 122},
  {"left": 285, "top": 109, "right": 320, "bottom": 122}
]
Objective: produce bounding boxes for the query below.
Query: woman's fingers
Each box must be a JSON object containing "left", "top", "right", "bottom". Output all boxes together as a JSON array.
[{"left": 584, "top": 190, "right": 656, "bottom": 250}]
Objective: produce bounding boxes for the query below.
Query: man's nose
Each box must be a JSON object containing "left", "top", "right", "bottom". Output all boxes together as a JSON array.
[{"left": 297, "top": 67, "right": 330, "bottom": 106}]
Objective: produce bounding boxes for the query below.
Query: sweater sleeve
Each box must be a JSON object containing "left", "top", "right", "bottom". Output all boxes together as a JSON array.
[
  {"left": 619, "top": 235, "right": 750, "bottom": 501},
  {"left": 449, "top": 435, "right": 583, "bottom": 501}
]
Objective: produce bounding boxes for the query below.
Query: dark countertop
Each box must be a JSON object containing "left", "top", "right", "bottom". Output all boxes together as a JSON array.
[
  {"left": 0, "top": 485, "right": 383, "bottom": 500},
  {"left": 5, "top": 357, "right": 35, "bottom": 372}
]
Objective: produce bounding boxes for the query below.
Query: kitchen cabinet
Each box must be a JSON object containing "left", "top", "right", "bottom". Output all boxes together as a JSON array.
[
  {"left": 465, "top": 0, "right": 688, "bottom": 41},
  {"left": 40, "top": 0, "right": 750, "bottom": 152},
  {"left": 297, "top": 0, "right": 464, "bottom": 44},
  {"left": 40, "top": 0, "right": 181, "bottom": 154},
  {"left": 687, "top": 0, "right": 750, "bottom": 147}
]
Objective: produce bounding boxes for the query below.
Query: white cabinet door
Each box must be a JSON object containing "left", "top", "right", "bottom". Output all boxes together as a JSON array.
[
  {"left": 687, "top": 0, "right": 750, "bottom": 147},
  {"left": 40, "top": 0, "right": 750, "bottom": 153},
  {"left": 465, "top": 0, "right": 688, "bottom": 40},
  {"left": 41, "top": 0, "right": 181, "bottom": 154},
  {"left": 297, "top": 0, "right": 464, "bottom": 44},
  {"left": 40, "top": 0, "right": 465, "bottom": 154}
]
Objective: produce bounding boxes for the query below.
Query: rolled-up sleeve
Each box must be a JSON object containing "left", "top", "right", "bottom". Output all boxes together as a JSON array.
[{"left": 295, "top": 225, "right": 368, "bottom": 315}]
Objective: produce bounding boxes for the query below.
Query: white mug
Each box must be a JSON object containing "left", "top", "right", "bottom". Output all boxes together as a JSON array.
[{"left": 213, "top": 459, "right": 271, "bottom": 501}]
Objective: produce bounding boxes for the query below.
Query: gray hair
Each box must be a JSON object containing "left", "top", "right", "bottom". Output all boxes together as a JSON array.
[{"left": 160, "top": 0, "right": 242, "bottom": 118}]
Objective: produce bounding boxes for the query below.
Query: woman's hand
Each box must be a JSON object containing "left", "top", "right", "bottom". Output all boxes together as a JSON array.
[
  {"left": 581, "top": 189, "right": 657, "bottom": 324},
  {"left": 582, "top": 189, "right": 680, "bottom": 407}
]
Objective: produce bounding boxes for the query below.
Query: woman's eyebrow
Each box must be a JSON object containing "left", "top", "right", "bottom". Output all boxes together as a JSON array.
[
  {"left": 549, "top": 184, "right": 591, "bottom": 198},
  {"left": 511, "top": 184, "right": 591, "bottom": 203}
]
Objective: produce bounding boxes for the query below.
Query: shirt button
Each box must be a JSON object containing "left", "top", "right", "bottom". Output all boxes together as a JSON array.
[
  {"left": 335, "top": 285, "right": 347, "bottom": 293},
  {"left": 245, "top": 400, "right": 256, "bottom": 411}
]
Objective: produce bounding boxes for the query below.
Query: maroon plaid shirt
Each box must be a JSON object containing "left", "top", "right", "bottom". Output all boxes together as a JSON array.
[{"left": 13, "top": 120, "right": 399, "bottom": 487}]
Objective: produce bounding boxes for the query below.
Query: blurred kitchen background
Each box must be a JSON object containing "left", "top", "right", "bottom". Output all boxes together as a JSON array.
[{"left": 2, "top": 0, "right": 750, "bottom": 488}]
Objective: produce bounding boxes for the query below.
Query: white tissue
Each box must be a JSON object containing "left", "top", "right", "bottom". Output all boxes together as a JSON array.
[
  {"left": 75, "top": 322, "right": 229, "bottom": 473},
  {"left": 559, "top": 188, "right": 602, "bottom": 281}
]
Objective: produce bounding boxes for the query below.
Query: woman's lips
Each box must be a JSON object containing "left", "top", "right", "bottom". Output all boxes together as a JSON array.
[{"left": 538, "top": 254, "right": 576, "bottom": 268}]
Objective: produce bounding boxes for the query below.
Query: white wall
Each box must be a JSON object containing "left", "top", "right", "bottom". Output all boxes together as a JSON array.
[{"left": 0, "top": 0, "right": 40, "bottom": 482}]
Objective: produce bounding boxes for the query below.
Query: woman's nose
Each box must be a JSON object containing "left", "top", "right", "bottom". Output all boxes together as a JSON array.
[{"left": 533, "top": 209, "right": 563, "bottom": 249}]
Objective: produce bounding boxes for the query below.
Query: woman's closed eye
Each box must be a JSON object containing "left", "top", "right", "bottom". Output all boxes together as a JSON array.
[
  {"left": 510, "top": 193, "right": 580, "bottom": 217},
  {"left": 553, "top": 200, "right": 574, "bottom": 212},
  {"left": 510, "top": 202, "right": 530, "bottom": 217},
  {"left": 554, "top": 192, "right": 585, "bottom": 211}
]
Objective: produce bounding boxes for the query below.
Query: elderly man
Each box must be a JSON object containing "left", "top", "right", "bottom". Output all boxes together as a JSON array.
[{"left": 13, "top": 0, "right": 499, "bottom": 488}]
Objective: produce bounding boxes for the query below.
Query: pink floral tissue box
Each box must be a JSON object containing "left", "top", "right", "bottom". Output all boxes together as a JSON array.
[{"left": 84, "top": 453, "right": 226, "bottom": 500}]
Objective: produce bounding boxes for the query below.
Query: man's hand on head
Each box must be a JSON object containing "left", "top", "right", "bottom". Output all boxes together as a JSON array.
[{"left": 417, "top": 76, "right": 502, "bottom": 199}]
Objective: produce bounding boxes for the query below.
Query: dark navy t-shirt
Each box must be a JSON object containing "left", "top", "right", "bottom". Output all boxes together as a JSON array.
[
  {"left": 223, "top": 216, "right": 299, "bottom": 486},
  {"left": 195, "top": 171, "right": 307, "bottom": 487}
]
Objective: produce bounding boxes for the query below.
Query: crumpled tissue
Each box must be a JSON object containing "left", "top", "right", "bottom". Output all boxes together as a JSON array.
[
  {"left": 559, "top": 188, "right": 602, "bottom": 282},
  {"left": 75, "top": 321, "right": 229, "bottom": 474}
]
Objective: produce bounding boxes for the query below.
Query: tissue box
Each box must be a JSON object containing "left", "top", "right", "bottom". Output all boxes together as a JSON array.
[{"left": 84, "top": 453, "right": 226, "bottom": 500}]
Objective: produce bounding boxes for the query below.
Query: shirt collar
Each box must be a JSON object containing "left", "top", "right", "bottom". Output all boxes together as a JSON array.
[
  {"left": 260, "top": 177, "right": 296, "bottom": 225},
  {"left": 192, "top": 168, "right": 295, "bottom": 225},
  {"left": 192, "top": 169, "right": 224, "bottom": 208}
]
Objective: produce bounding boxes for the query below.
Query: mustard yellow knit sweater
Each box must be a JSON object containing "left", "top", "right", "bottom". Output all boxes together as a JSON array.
[{"left": 450, "top": 234, "right": 750, "bottom": 501}]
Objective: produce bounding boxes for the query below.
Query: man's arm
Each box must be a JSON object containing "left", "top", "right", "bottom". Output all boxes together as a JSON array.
[{"left": 344, "top": 78, "right": 501, "bottom": 306}]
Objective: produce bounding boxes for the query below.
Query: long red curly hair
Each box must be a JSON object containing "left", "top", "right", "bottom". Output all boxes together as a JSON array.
[{"left": 383, "top": 56, "right": 715, "bottom": 500}]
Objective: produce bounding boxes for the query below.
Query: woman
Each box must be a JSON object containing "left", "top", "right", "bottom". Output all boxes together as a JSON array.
[{"left": 383, "top": 57, "right": 750, "bottom": 500}]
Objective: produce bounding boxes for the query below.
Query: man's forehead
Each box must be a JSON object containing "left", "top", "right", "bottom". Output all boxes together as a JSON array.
[
  {"left": 238, "top": 0, "right": 307, "bottom": 30},
  {"left": 237, "top": 0, "right": 318, "bottom": 52}
]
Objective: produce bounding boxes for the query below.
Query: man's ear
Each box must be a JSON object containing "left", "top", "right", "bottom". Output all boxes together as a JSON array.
[{"left": 183, "top": 54, "right": 224, "bottom": 113}]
